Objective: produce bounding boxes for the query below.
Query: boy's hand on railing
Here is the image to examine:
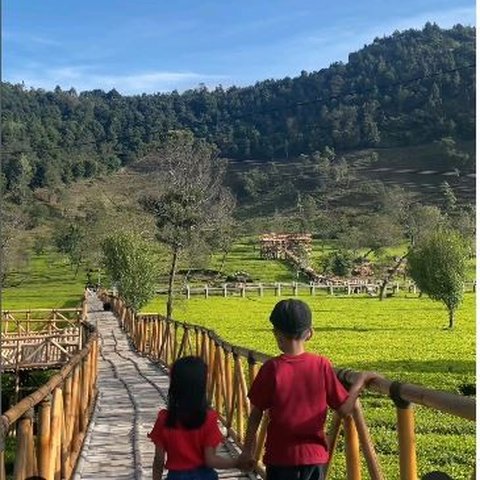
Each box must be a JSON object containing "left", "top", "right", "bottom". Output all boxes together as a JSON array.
[
  {"left": 357, "top": 371, "right": 379, "bottom": 388},
  {"left": 237, "top": 451, "right": 255, "bottom": 471}
]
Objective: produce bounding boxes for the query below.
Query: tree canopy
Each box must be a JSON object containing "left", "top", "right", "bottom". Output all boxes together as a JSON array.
[
  {"left": 407, "top": 229, "right": 470, "bottom": 328},
  {"left": 1, "top": 24, "right": 475, "bottom": 196},
  {"left": 102, "top": 232, "right": 158, "bottom": 311}
]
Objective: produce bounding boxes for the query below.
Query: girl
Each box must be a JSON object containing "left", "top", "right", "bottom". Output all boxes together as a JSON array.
[{"left": 148, "top": 356, "right": 248, "bottom": 480}]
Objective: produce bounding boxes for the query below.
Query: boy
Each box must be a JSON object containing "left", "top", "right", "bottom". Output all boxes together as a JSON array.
[{"left": 239, "top": 299, "right": 377, "bottom": 480}]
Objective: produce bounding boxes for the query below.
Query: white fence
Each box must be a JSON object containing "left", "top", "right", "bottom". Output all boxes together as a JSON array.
[{"left": 156, "top": 280, "right": 476, "bottom": 299}]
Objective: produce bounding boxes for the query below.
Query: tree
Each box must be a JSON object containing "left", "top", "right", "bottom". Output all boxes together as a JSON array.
[
  {"left": 320, "top": 250, "right": 355, "bottom": 277},
  {"left": 439, "top": 181, "right": 457, "bottom": 215},
  {"left": 102, "top": 232, "right": 158, "bottom": 311},
  {"left": 54, "top": 222, "right": 87, "bottom": 276},
  {"left": 407, "top": 229, "right": 469, "bottom": 328},
  {"left": 141, "top": 131, "right": 235, "bottom": 319},
  {"left": 0, "top": 205, "right": 28, "bottom": 286}
]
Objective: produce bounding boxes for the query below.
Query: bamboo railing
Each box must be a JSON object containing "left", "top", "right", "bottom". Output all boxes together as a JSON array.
[
  {"left": 0, "top": 296, "right": 98, "bottom": 480},
  {"left": 103, "top": 292, "right": 475, "bottom": 480}
]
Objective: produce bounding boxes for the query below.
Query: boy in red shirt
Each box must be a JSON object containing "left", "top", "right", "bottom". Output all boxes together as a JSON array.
[{"left": 239, "top": 299, "right": 377, "bottom": 480}]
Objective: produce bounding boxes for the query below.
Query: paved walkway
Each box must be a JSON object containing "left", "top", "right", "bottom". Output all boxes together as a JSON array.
[{"left": 74, "top": 293, "right": 250, "bottom": 480}]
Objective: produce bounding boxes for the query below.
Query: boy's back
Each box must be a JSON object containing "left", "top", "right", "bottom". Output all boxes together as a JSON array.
[{"left": 248, "top": 351, "right": 348, "bottom": 466}]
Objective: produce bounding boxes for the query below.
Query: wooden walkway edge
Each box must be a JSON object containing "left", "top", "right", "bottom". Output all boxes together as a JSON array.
[{"left": 74, "top": 293, "right": 251, "bottom": 480}]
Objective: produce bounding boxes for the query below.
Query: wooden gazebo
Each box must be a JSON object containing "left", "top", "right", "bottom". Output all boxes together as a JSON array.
[{"left": 259, "top": 233, "right": 312, "bottom": 259}]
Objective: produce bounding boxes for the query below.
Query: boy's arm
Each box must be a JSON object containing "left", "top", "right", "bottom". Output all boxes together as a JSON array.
[
  {"left": 152, "top": 446, "right": 165, "bottom": 480},
  {"left": 238, "top": 406, "right": 264, "bottom": 463},
  {"left": 337, "top": 371, "right": 378, "bottom": 417}
]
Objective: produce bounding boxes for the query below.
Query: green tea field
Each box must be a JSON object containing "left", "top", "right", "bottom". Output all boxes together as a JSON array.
[
  {"left": 143, "top": 293, "right": 475, "bottom": 479},
  {"left": 3, "top": 252, "right": 86, "bottom": 310}
]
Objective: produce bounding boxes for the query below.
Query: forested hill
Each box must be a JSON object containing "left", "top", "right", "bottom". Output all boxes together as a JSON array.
[{"left": 2, "top": 23, "right": 475, "bottom": 194}]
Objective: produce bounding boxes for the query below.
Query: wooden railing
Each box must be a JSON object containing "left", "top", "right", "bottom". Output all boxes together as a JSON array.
[
  {"left": 1, "top": 309, "right": 84, "bottom": 372},
  {"left": 0, "top": 297, "right": 98, "bottom": 480},
  {"left": 103, "top": 293, "right": 475, "bottom": 480}
]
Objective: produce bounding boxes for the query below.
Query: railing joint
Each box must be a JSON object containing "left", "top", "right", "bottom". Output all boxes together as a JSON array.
[{"left": 389, "top": 381, "right": 410, "bottom": 409}]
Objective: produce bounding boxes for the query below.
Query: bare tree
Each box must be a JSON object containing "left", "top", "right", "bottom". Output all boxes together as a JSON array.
[{"left": 141, "top": 131, "right": 235, "bottom": 319}]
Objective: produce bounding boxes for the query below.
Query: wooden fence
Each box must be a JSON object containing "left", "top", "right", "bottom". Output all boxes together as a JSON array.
[
  {"left": 0, "top": 298, "right": 99, "bottom": 480},
  {"left": 103, "top": 292, "right": 476, "bottom": 480},
  {"left": 1, "top": 309, "right": 84, "bottom": 372},
  {"left": 155, "top": 280, "right": 476, "bottom": 299}
]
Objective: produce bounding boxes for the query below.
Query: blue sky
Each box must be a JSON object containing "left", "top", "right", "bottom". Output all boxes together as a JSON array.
[{"left": 3, "top": 0, "right": 476, "bottom": 95}]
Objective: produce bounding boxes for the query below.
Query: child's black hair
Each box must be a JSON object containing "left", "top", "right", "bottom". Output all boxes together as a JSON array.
[{"left": 166, "top": 356, "right": 208, "bottom": 429}]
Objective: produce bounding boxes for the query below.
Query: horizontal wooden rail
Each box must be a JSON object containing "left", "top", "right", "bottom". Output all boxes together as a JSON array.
[
  {"left": 151, "top": 279, "right": 476, "bottom": 299},
  {"left": 337, "top": 370, "right": 475, "bottom": 421},
  {"left": 104, "top": 292, "right": 475, "bottom": 480},
  {"left": 0, "top": 294, "right": 99, "bottom": 480}
]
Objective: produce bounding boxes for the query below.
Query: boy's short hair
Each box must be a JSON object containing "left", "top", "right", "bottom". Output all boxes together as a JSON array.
[{"left": 270, "top": 299, "right": 312, "bottom": 337}]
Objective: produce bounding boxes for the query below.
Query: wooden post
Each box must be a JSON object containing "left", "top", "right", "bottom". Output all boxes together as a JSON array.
[
  {"left": 241, "top": 285, "right": 246, "bottom": 298},
  {"left": 80, "top": 354, "right": 90, "bottom": 432},
  {"left": 14, "top": 409, "right": 34, "bottom": 480},
  {"left": 292, "top": 282, "right": 298, "bottom": 296},
  {"left": 329, "top": 285, "right": 334, "bottom": 295},
  {"left": 248, "top": 360, "right": 259, "bottom": 388},
  {"left": 254, "top": 414, "right": 269, "bottom": 463},
  {"left": 0, "top": 451, "right": 6, "bottom": 480},
  {"left": 310, "top": 284, "right": 315, "bottom": 296},
  {"left": 224, "top": 352, "right": 233, "bottom": 426},
  {"left": 38, "top": 396, "right": 52, "bottom": 479},
  {"left": 258, "top": 283, "right": 263, "bottom": 297},
  {"left": 390, "top": 382, "right": 417, "bottom": 480},
  {"left": 397, "top": 407, "right": 417, "bottom": 480},
  {"left": 186, "top": 285, "right": 191, "bottom": 299},
  {"left": 26, "top": 408, "right": 37, "bottom": 478},
  {"left": 234, "top": 357, "right": 245, "bottom": 443},
  {"left": 214, "top": 346, "right": 222, "bottom": 413},
  {"left": 223, "top": 284, "right": 228, "bottom": 298},
  {"left": 344, "top": 415, "right": 361, "bottom": 480},
  {"left": 353, "top": 403, "right": 384, "bottom": 480},
  {"left": 325, "top": 413, "right": 342, "bottom": 478},
  {"left": 47, "top": 387, "right": 63, "bottom": 479},
  {"left": 275, "top": 283, "right": 281, "bottom": 296},
  {"left": 204, "top": 285, "right": 209, "bottom": 299}
]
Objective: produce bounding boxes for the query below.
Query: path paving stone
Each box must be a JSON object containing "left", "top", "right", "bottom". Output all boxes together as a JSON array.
[{"left": 74, "top": 293, "right": 253, "bottom": 480}]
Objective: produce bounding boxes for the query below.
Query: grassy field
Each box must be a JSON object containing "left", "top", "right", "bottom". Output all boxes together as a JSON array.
[
  {"left": 3, "top": 246, "right": 476, "bottom": 478},
  {"left": 3, "top": 251, "right": 86, "bottom": 309},
  {"left": 208, "top": 238, "right": 294, "bottom": 282},
  {"left": 143, "top": 292, "right": 475, "bottom": 479}
]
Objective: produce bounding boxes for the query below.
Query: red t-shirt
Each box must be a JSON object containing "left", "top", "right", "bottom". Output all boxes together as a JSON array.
[
  {"left": 148, "top": 409, "right": 224, "bottom": 470},
  {"left": 248, "top": 352, "right": 349, "bottom": 466}
]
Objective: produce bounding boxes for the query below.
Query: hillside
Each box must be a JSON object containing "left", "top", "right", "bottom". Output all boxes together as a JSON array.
[{"left": 1, "top": 23, "right": 475, "bottom": 200}]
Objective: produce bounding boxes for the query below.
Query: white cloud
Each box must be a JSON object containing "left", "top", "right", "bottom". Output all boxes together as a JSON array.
[
  {"left": 6, "top": 66, "right": 229, "bottom": 94},
  {"left": 3, "top": 30, "right": 62, "bottom": 47},
  {"left": 264, "top": 5, "right": 476, "bottom": 75}
]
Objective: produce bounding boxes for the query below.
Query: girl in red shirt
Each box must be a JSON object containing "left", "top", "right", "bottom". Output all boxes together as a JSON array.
[{"left": 148, "top": 356, "right": 247, "bottom": 480}]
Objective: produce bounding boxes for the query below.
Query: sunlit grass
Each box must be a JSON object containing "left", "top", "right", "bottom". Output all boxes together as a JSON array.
[
  {"left": 143, "top": 292, "right": 475, "bottom": 479},
  {"left": 3, "top": 251, "right": 86, "bottom": 309}
]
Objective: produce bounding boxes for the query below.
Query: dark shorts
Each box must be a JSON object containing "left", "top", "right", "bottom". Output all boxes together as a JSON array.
[
  {"left": 266, "top": 464, "right": 326, "bottom": 480},
  {"left": 167, "top": 467, "right": 218, "bottom": 480}
]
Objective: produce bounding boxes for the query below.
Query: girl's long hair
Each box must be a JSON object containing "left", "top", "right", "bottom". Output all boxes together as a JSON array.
[{"left": 166, "top": 356, "right": 208, "bottom": 429}]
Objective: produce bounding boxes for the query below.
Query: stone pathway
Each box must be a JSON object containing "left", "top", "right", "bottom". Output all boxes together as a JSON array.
[{"left": 74, "top": 293, "right": 251, "bottom": 480}]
